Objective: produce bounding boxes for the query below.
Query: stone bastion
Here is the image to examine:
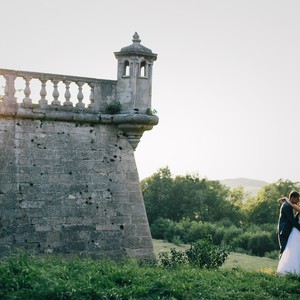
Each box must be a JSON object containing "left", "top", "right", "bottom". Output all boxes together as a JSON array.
[{"left": 0, "top": 33, "right": 158, "bottom": 259}]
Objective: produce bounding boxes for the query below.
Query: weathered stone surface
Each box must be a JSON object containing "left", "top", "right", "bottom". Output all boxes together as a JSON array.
[
  {"left": 0, "top": 34, "right": 157, "bottom": 260},
  {"left": 0, "top": 116, "right": 155, "bottom": 259}
]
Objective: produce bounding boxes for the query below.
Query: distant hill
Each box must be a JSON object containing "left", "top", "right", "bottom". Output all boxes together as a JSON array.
[{"left": 220, "top": 178, "right": 269, "bottom": 197}]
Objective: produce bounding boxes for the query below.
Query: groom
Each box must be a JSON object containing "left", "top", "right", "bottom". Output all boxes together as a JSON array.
[{"left": 277, "top": 191, "right": 300, "bottom": 256}]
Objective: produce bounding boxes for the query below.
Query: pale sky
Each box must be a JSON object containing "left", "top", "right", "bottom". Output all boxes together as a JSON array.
[{"left": 1, "top": 0, "right": 300, "bottom": 183}]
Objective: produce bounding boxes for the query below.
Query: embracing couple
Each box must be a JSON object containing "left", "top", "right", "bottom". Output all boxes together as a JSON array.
[{"left": 277, "top": 190, "right": 300, "bottom": 275}]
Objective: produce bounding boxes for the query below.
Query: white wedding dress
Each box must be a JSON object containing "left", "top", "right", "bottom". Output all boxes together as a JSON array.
[{"left": 277, "top": 227, "right": 300, "bottom": 275}]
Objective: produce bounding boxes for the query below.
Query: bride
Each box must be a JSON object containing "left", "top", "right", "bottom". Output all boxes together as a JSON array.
[{"left": 277, "top": 196, "right": 300, "bottom": 275}]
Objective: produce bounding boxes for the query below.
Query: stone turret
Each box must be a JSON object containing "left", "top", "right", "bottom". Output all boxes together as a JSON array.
[
  {"left": 114, "top": 32, "right": 157, "bottom": 114},
  {"left": 114, "top": 33, "right": 158, "bottom": 150}
]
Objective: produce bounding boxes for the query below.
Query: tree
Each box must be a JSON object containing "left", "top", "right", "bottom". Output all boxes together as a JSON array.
[
  {"left": 142, "top": 167, "right": 243, "bottom": 224},
  {"left": 244, "top": 179, "right": 300, "bottom": 224},
  {"left": 141, "top": 167, "right": 174, "bottom": 224}
]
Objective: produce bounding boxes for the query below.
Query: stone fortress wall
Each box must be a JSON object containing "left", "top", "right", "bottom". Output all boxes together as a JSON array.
[{"left": 0, "top": 33, "right": 158, "bottom": 259}]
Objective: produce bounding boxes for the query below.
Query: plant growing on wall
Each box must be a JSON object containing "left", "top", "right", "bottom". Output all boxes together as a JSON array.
[
  {"left": 146, "top": 108, "right": 157, "bottom": 116},
  {"left": 105, "top": 101, "right": 122, "bottom": 114}
]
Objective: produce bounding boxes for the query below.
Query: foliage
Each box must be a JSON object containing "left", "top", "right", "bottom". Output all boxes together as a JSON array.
[
  {"left": 105, "top": 101, "right": 121, "bottom": 114},
  {"left": 0, "top": 253, "right": 299, "bottom": 299},
  {"left": 153, "top": 239, "right": 279, "bottom": 271},
  {"left": 158, "top": 236, "right": 229, "bottom": 269},
  {"left": 141, "top": 167, "right": 175, "bottom": 224},
  {"left": 146, "top": 108, "right": 157, "bottom": 115},
  {"left": 231, "top": 231, "right": 277, "bottom": 256},
  {"left": 244, "top": 179, "right": 300, "bottom": 224},
  {"left": 143, "top": 168, "right": 300, "bottom": 256},
  {"left": 151, "top": 218, "right": 278, "bottom": 257},
  {"left": 142, "top": 167, "right": 243, "bottom": 225},
  {"left": 185, "top": 236, "right": 229, "bottom": 268},
  {"left": 143, "top": 167, "right": 300, "bottom": 227},
  {"left": 158, "top": 248, "right": 188, "bottom": 268},
  {"left": 150, "top": 217, "right": 174, "bottom": 239}
]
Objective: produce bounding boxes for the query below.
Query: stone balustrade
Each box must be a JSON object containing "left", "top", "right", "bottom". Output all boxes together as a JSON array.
[
  {"left": 0, "top": 67, "right": 158, "bottom": 150},
  {"left": 0, "top": 68, "right": 117, "bottom": 112}
]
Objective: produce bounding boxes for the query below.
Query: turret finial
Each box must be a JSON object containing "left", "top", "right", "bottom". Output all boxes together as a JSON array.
[{"left": 132, "top": 32, "right": 141, "bottom": 43}]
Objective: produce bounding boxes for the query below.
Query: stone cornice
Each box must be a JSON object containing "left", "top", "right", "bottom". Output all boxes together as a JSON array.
[{"left": 0, "top": 103, "right": 159, "bottom": 149}]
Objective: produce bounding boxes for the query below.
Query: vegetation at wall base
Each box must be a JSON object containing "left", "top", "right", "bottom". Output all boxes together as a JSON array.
[{"left": 0, "top": 252, "right": 299, "bottom": 299}]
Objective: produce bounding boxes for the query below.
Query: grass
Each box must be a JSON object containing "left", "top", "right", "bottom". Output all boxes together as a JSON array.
[{"left": 0, "top": 241, "right": 299, "bottom": 299}]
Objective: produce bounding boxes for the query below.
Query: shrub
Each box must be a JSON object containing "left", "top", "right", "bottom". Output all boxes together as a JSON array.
[
  {"left": 183, "top": 221, "right": 218, "bottom": 244},
  {"left": 158, "top": 236, "right": 229, "bottom": 269},
  {"left": 164, "top": 221, "right": 184, "bottom": 243},
  {"left": 158, "top": 248, "right": 187, "bottom": 269},
  {"left": 231, "top": 231, "right": 277, "bottom": 256},
  {"left": 146, "top": 108, "right": 157, "bottom": 116},
  {"left": 150, "top": 218, "right": 174, "bottom": 239},
  {"left": 171, "top": 235, "right": 183, "bottom": 246},
  {"left": 248, "top": 231, "right": 277, "bottom": 256},
  {"left": 231, "top": 231, "right": 253, "bottom": 252},
  {"left": 185, "top": 236, "right": 229, "bottom": 269},
  {"left": 222, "top": 225, "right": 243, "bottom": 245},
  {"left": 105, "top": 101, "right": 121, "bottom": 114},
  {"left": 150, "top": 218, "right": 279, "bottom": 257}
]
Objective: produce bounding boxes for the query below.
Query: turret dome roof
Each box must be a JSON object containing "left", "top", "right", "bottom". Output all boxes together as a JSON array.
[
  {"left": 120, "top": 32, "right": 153, "bottom": 54},
  {"left": 115, "top": 33, "right": 157, "bottom": 60}
]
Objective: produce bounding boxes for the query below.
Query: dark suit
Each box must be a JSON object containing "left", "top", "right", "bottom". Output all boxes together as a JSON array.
[{"left": 277, "top": 202, "right": 300, "bottom": 254}]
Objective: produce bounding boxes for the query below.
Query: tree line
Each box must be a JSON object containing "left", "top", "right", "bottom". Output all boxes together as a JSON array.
[{"left": 141, "top": 167, "right": 300, "bottom": 257}]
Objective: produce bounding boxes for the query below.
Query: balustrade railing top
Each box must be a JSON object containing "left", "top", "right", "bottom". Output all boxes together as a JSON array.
[{"left": 0, "top": 68, "right": 117, "bottom": 111}]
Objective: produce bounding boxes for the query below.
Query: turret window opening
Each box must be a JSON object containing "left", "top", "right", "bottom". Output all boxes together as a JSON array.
[
  {"left": 123, "top": 61, "right": 130, "bottom": 76},
  {"left": 140, "top": 61, "right": 147, "bottom": 77}
]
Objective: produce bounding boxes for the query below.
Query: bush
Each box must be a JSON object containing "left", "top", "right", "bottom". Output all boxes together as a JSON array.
[
  {"left": 222, "top": 225, "right": 243, "bottom": 245},
  {"left": 164, "top": 221, "right": 185, "bottom": 243},
  {"left": 105, "top": 101, "right": 121, "bottom": 114},
  {"left": 183, "top": 221, "right": 217, "bottom": 243},
  {"left": 150, "top": 219, "right": 279, "bottom": 257},
  {"left": 158, "top": 248, "right": 187, "bottom": 268},
  {"left": 232, "top": 231, "right": 277, "bottom": 256},
  {"left": 248, "top": 231, "right": 277, "bottom": 256},
  {"left": 150, "top": 218, "right": 174, "bottom": 239},
  {"left": 158, "top": 236, "right": 229, "bottom": 269},
  {"left": 231, "top": 231, "right": 253, "bottom": 252},
  {"left": 185, "top": 236, "right": 229, "bottom": 269}
]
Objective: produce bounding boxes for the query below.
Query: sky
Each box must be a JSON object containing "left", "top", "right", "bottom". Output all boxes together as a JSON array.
[{"left": 1, "top": 0, "right": 300, "bottom": 184}]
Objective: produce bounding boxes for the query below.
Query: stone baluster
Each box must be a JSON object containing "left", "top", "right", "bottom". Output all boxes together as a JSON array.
[
  {"left": 3, "top": 74, "right": 17, "bottom": 104},
  {"left": 76, "top": 81, "right": 85, "bottom": 108},
  {"left": 88, "top": 82, "right": 95, "bottom": 109},
  {"left": 22, "top": 76, "right": 32, "bottom": 107},
  {"left": 39, "top": 79, "right": 48, "bottom": 107},
  {"left": 51, "top": 79, "right": 61, "bottom": 106},
  {"left": 63, "top": 81, "right": 72, "bottom": 107}
]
